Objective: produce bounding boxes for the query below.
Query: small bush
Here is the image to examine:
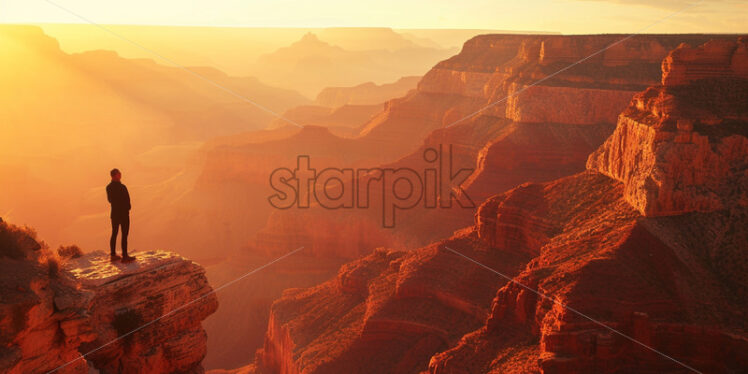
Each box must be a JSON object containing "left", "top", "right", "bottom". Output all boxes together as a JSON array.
[
  {"left": 57, "top": 244, "right": 83, "bottom": 259},
  {"left": 38, "top": 250, "right": 63, "bottom": 278},
  {"left": 0, "top": 220, "right": 41, "bottom": 260}
]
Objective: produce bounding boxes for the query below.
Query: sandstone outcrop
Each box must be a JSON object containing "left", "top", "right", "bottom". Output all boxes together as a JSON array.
[
  {"left": 662, "top": 38, "right": 748, "bottom": 86},
  {"left": 66, "top": 250, "right": 219, "bottom": 374},
  {"left": 0, "top": 220, "right": 217, "bottom": 374},
  {"left": 256, "top": 234, "right": 532, "bottom": 374},
  {"left": 587, "top": 37, "right": 748, "bottom": 216},
  {"left": 0, "top": 222, "right": 93, "bottom": 374}
]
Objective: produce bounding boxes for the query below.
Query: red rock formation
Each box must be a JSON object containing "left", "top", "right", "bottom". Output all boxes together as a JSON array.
[
  {"left": 587, "top": 37, "right": 748, "bottom": 216},
  {"left": 456, "top": 35, "right": 737, "bottom": 205},
  {"left": 193, "top": 34, "right": 742, "bottom": 370},
  {"left": 0, "top": 220, "right": 218, "bottom": 374},
  {"left": 429, "top": 175, "right": 748, "bottom": 374},
  {"left": 662, "top": 38, "right": 748, "bottom": 86},
  {"left": 200, "top": 34, "right": 739, "bottom": 263},
  {"left": 253, "top": 170, "right": 748, "bottom": 373},
  {"left": 463, "top": 120, "right": 616, "bottom": 204},
  {"left": 505, "top": 86, "right": 636, "bottom": 125},
  {"left": 0, "top": 222, "right": 94, "bottom": 374},
  {"left": 256, "top": 235, "right": 532, "bottom": 374},
  {"left": 66, "top": 250, "right": 218, "bottom": 373},
  {"left": 246, "top": 38, "right": 748, "bottom": 374}
]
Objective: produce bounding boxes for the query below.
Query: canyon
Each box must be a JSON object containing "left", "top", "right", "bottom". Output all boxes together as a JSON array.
[
  {"left": 3, "top": 27, "right": 747, "bottom": 374},
  {"left": 244, "top": 37, "right": 748, "bottom": 373},
  {"left": 192, "top": 33, "right": 743, "bottom": 369}
]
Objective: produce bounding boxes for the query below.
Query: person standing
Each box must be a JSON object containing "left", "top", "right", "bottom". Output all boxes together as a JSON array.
[{"left": 106, "top": 168, "right": 135, "bottom": 262}]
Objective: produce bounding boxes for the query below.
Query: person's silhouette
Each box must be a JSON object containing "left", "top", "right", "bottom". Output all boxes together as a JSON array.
[{"left": 106, "top": 168, "right": 135, "bottom": 262}]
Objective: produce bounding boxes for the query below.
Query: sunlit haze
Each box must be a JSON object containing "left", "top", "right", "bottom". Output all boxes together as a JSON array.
[{"left": 2, "top": 0, "right": 747, "bottom": 33}]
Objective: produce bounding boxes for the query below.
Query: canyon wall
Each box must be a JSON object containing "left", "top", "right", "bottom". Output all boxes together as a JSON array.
[
  {"left": 0, "top": 220, "right": 217, "bottom": 374},
  {"left": 248, "top": 37, "right": 748, "bottom": 374},
  {"left": 588, "top": 37, "right": 748, "bottom": 216},
  {"left": 66, "top": 251, "right": 219, "bottom": 374},
  {"left": 0, "top": 222, "right": 93, "bottom": 374}
]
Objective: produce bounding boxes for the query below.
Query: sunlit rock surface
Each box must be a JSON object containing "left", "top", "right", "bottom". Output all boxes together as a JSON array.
[
  {"left": 0, "top": 223, "right": 93, "bottom": 374},
  {"left": 588, "top": 37, "right": 748, "bottom": 216}
]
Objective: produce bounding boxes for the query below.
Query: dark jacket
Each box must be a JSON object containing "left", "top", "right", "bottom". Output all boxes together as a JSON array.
[{"left": 106, "top": 181, "right": 131, "bottom": 218}]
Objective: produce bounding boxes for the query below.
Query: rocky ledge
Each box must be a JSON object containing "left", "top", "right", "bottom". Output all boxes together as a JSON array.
[
  {"left": 0, "top": 221, "right": 217, "bottom": 374},
  {"left": 65, "top": 250, "right": 219, "bottom": 374}
]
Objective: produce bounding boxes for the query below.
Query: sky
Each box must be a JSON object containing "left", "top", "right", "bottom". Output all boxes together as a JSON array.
[{"left": 0, "top": 0, "right": 746, "bottom": 34}]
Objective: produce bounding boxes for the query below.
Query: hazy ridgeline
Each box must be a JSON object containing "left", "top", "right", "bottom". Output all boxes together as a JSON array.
[{"left": 0, "top": 25, "right": 471, "bottom": 256}]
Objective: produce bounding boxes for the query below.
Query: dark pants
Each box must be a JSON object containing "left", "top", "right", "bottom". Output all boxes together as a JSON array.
[{"left": 110, "top": 215, "right": 130, "bottom": 256}]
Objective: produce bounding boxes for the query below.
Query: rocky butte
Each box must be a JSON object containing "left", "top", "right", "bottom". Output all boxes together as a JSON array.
[
  {"left": 244, "top": 37, "right": 748, "bottom": 373},
  {"left": 588, "top": 37, "right": 748, "bottom": 216},
  {"left": 0, "top": 220, "right": 218, "bottom": 374}
]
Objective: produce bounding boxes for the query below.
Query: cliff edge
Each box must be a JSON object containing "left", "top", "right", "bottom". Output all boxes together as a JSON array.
[{"left": 0, "top": 221, "right": 218, "bottom": 374}]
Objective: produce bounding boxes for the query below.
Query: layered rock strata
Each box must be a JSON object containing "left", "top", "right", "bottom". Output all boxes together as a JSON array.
[{"left": 588, "top": 38, "right": 748, "bottom": 216}]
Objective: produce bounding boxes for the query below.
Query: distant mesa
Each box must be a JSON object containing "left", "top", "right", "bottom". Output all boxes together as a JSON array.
[
  {"left": 662, "top": 37, "right": 748, "bottom": 86},
  {"left": 251, "top": 30, "right": 456, "bottom": 97}
]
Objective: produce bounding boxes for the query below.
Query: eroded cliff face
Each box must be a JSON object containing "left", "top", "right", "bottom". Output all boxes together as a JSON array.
[
  {"left": 66, "top": 251, "right": 219, "bottom": 374},
  {"left": 250, "top": 173, "right": 616, "bottom": 373},
  {"left": 431, "top": 38, "right": 748, "bottom": 374},
  {"left": 456, "top": 34, "right": 735, "bottom": 204},
  {"left": 0, "top": 223, "right": 94, "bottom": 374},
  {"left": 429, "top": 175, "right": 748, "bottom": 374},
  {"left": 587, "top": 37, "right": 748, "bottom": 216},
  {"left": 255, "top": 175, "right": 748, "bottom": 374},
  {"left": 0, "top": 221, "right": 217, "bottom": 374},
  {"left": 249, "top": 38, "right": 748, "bottom": 374},
  {"left": 256, "top": 231, "right": 532, "bottom": 374}
]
